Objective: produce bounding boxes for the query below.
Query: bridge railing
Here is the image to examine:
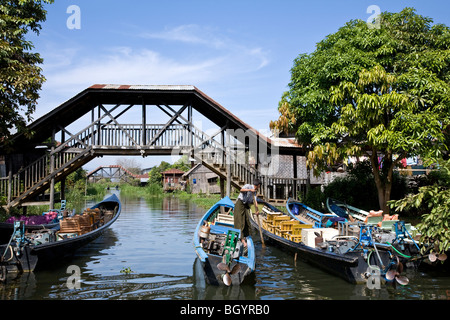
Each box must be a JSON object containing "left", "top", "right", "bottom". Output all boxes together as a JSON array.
[
  {"left": 56, "top": 122, "right": 223, "bottom": 150},
  {"left": 0, "top": 150, "right": 83, "bottom": 202},
  {"left": 99, "top": 123, "right": 194, "bottom": 147}
]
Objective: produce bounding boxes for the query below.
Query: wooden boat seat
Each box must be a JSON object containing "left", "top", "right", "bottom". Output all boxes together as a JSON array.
[
  {"left": 366, "top": 216, "right": 383, "bottom": 225},
  {"left": 291, "top": 224, "right": 313, "bottom": 235},
  {"left": 59, "top": 217, "right": 82, "bottom": 234},
  {"left": 78, "top": 214, "right": 93, "bottom": 234},
  {"left": 285, "top": 234, "right": 302, "bottom": 243},
  {"left": 380, "top": 220, "right": 399, "bottom": 230},
  {"left": 272, "top": 215, "right": 290, "bottom": 227},
  {"left": 215, "top": 214, "right": 234, "bottom": 226},
  {"left": 262, "top": 205, "right": 279, "bottom": 215},
  {"left": 265, "top": 211, "right": 281, "bottom": 223},
  {"left": 279, "top": 220, "right": 300, "bottom": 232}
]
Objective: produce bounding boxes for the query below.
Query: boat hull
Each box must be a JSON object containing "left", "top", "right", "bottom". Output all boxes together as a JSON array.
[
  {"left": 326, "top": 198, "right": 369, "bottom": 222},
  {"left": 199, "top": 254, "right": 254, "bottom": 286},
  {"left": 250, "top": 203, "right": 392, "bottom": 285},
  {"left": 0, "top": 194, "right": 121, "bottom": 274},
  {"left": 193, "top": 196, "right": 256, "bottom": 286},
  {"left": 0, "top": 222, "right": 60, "bottom": 244},
  {"left": 286, "top": 198, "right": 338, "bottom": 228}
]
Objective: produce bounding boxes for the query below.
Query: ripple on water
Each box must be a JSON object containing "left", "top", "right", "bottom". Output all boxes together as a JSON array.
[{"left": 48, "top": 273, "right": 193, "bottom": 300}]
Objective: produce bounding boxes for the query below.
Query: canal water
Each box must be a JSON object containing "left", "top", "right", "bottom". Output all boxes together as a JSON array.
[{"left": 0, "top": 191, "right": 449, "bottom": 301}]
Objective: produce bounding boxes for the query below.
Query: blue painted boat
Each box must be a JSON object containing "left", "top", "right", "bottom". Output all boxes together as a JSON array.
[
  {"left": 193, "top": 196, "right": 255, "bottom": 286},
  {"left": 286, "top": 198, "right": 342, "bottom": 228},
  {"left": 326, "top": 198, "right": 369, "bottom": 222}
]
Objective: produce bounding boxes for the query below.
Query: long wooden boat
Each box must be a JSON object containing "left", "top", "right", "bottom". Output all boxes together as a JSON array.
[
  {"left": 193, "top": 196, "right": 255, "bottom": 286},
  {"left": 250, "top": 200, "right": 405, "bottom": 285},
  {"left": 326, "top": 198, "right": 369, "bottom": 222},
  {"left": 0, "top": 194, "right": 121, "bottom": 276},
  {"left": 286, "top": 198, "right": 340, "bottom": 228}
]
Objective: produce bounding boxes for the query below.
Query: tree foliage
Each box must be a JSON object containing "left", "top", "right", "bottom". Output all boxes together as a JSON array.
[
  {"left": 389, "top": 158, "right": 450, "bottom": 254},
  {"left": 322, "top": 160, "right": 407, "bottom": 212},
  {"left": 0, "top": 0, "right": 53, "bottom": 144},
  {"left": 271, "top": 8, "right": 450, "bottom": 213}
]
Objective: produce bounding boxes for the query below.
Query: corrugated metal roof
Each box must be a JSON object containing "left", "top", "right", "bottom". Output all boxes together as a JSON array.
[
  {"left": 162, "top": 168, "right": 185, "bottom": 175},
  {"left": 270, "top": 137, "right": 302, "bottom": 148},
  {"left": 89, "top": 84, "right": 196, "bottom": 91}
]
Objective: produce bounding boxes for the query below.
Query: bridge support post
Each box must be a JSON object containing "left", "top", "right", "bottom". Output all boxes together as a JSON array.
[
  {"left": 6, "top": 165, "right": 12, "bottom": 213},
  {"left": 49, "top": 132, "right": 55, "bottom": 210},
  {"left": 226, "top": 141, "right": 231, "bottom": 197},
  {"left": 293, "top": 154, "right": 297, "bottom": 200},
  {"left": 220, "top": 178, "right": 225, "bottom": 198}
]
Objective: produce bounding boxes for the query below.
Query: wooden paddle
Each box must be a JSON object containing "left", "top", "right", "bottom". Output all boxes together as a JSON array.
[{"left": 253, "top": 194, "right": 265, "bottom": 248}]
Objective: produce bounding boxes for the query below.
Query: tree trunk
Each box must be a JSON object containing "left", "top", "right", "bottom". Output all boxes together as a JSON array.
[{"left": 369, "top": 149, "right": 393, "bottom": 214}]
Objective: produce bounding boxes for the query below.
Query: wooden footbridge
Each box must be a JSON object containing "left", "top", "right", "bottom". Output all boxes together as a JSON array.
[
  {"left": 87, "top": 165, "right": 148, "bottom": 183},
  {"left": 0, "top": 85, "right": 305, "bottom": 210}
]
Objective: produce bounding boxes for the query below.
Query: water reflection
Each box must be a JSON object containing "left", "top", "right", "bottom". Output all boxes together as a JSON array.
[
  {"left": 192, "top": 258, "right": 256, "bottom": 300},
  {"left": 48, "top": 273, "right": 193, "bottom": 300},
  {"left": 0, "top": 272, "right": 37, "bottom": 300}
]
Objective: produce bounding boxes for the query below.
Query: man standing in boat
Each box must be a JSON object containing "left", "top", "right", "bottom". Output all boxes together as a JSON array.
[{"left": 234, "top": 179, "right": 261, "bottom": 250}]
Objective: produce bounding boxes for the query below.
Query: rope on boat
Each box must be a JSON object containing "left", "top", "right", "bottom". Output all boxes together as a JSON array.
[
  {"left": 386, "top": 241, "right": 412, "bottom": 259},
  {"left": 1, "top": 246, "right": 13, "bottom": 263},
  {"left": 2, "top": 223, "right": 20, "bottom": 260},
  {"left": 372, "top": 242, "right": 385, "bottom": 270},
  {"left": 367, "top": 250, "right": 381, "bottom": 272}
]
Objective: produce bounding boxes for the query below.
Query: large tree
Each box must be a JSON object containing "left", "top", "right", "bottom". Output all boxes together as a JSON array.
[
  {"left": 271, "top": 8, "right": 450, "bottom": 213},
  {"left": 0, "top": 0, "right": 53, "bottom": 145}
]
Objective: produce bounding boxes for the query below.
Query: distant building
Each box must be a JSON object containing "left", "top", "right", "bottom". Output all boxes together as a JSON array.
[
  {"left": 183, "top": 164, "right": 221, "bottom": 195},
  {"left": 162, "top": 168, "right": 186, "bottom": 192}
]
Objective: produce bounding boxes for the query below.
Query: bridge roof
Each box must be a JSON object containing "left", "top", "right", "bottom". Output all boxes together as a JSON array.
[{"left": 9, "top": 84, "right": 303, "bottom": 155}]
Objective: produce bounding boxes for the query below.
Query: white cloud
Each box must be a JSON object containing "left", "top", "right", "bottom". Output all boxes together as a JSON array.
[
  {"left": 140, "top": 24, "right": 270, "bottom": 69},
  {"left": 41, "top": 27, "right": 270, "bottom": 90},
  {"left": 140, "top": 24, "right": 227, "bottom": 49},
  {"left": 36, "top": 24, "right": 271, "bottom": 120},
  {"left": 43, "top": 48, "right": 222, "bottom": 92}
]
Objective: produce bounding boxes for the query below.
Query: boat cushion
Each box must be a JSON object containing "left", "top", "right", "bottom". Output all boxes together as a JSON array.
[
  {"left": 291, "top": 204, "right": 300, "bottom": 215},
  {"left": 210, "top": 224, "right": 241, "bottom": 236}
]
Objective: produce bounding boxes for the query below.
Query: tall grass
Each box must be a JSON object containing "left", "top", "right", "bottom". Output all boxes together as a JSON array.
[
  {"left": 174, "top": 191, "right": 221, "bottom": 209},
  {"left": 119, "top": 183, "right": 163, "bottom": 199}
]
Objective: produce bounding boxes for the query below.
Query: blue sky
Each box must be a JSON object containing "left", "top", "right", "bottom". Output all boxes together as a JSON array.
[{"left": 29, "top": 0, "right": 450, "bottom": 170}]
